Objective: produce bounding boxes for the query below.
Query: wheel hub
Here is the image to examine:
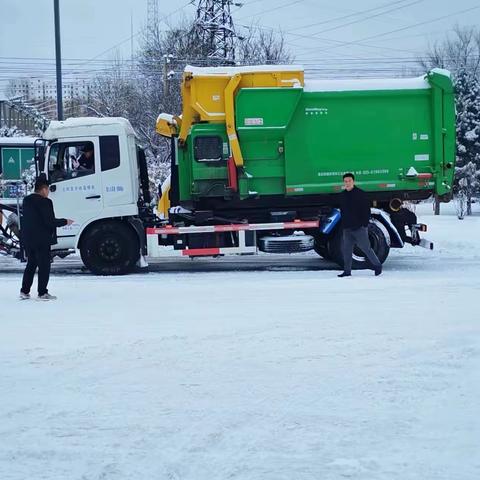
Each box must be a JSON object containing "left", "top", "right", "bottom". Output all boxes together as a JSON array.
[{"left": 99, "top": 238, "right": 121, "bottom": 261}]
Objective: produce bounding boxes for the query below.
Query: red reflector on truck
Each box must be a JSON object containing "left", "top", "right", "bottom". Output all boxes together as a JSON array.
[
  {"left": 182, "top": 248, "right": 220, "bottom": 256},
  {"left": 227, "top": 157, "right": 238, "bottom": 192}
]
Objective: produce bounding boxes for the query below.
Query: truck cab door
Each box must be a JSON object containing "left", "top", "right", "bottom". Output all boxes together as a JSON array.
[{"left": 46, "top": 137, "right": 103, "bottom": 249}]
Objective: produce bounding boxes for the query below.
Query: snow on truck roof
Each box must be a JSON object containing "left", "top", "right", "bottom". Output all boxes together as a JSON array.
[
  {"left": 185, "top": 64, "right": 303, "bottom": 76},
  {"left": 430, "top": 67, "right": 451, "bottom": 78},
  {"left": 185, "top": 65, "right": 451, "bottom": 92},
  {"left": 43, "top": 117, "right": 136, "bottom": 140},
  {"left": 303, "top": 76, "right": 431, "bottom": 92}
]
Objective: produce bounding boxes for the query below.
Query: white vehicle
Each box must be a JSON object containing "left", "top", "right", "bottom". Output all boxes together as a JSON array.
[{"left": 32, "top": 117, "right": 150, "bottom": 274}]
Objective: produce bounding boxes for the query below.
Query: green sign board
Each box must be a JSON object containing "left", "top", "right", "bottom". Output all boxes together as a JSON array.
[{"left": 1, "top": 147, "right": 34, "bottom": 180}]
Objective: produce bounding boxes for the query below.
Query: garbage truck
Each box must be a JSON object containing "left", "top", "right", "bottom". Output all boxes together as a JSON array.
[{"left": 0, "top": 65, "right": 455, "bottom": 274}]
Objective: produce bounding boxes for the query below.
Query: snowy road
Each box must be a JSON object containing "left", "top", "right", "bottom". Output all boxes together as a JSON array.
[
  {"left": 0, "top": 252, "right": 338, "bottom": 275},
  {"left": 1, "top": 204, "right": 479, "bottom": 480}
]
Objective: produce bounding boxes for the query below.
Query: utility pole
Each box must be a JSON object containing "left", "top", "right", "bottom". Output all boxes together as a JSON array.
[
  {"left": 130, "top": 11, "right": 134, "bottom": 73},
  {"left": 163, "top": 54, "right": 174, "bottom": 97},
  {"left": 53, "top": 0, "right": 63, "bottom": 120},
  {"left": 163, "top": 55, "right": 169, "bottom": 96}
]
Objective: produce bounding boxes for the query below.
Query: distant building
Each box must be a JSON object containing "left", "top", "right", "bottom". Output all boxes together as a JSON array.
[{"left": 9, "top": 78, "right": 91, "bottom": 101}]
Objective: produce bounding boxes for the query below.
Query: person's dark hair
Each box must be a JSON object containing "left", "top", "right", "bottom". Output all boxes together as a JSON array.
[
  {"left": 83, "top": 143, "right": 94, "bottom": 153},
  {"left": 343, "top": 172, "right": 355, "bottom": 180},
  {"left": 34, "top": 178, "right": 49, "bottom": 192}
]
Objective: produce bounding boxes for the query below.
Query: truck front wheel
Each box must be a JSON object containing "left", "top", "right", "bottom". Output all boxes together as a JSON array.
[
  {"left": 329, "top": 220, "right": 390, "bottom": 270},
  {"left": 80, "top": 221, "right": 139, "bottom": 275}
]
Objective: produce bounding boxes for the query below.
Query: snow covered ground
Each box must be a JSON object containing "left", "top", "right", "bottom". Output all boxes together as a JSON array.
[{"left": 1, "top": 202, "right": 479, "bottom": 480}]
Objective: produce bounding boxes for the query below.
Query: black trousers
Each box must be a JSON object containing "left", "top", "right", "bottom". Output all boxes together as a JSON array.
[
  {"left": 342, "top": 226, "right": 381, "bottom": 274},
  {"left": 21, "top": 245, "right": 51, "bottom": 296}
]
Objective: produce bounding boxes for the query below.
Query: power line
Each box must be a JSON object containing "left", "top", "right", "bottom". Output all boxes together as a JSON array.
[
  {"left": 284, "top": 0, "right": 418, "bottom": 33},
  {"left": 236, "top": 21, "right": 423, "bottom": 58},
  {"left": 74, "top": 1, "right": 193, "bottom": 69},
  {"left": 252, "top": 0, "right": 426, "bottom": 60},
  {"left": 236, "top": 0, "right": 306, "bottom": 21},
  {"left": 300, "top": 4, "right": 480, "bottom": 56},
  {"left": 304, "top": 0, "right": 425, "bottom": 38}
]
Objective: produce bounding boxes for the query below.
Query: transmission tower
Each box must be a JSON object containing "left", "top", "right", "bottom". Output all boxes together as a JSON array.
[
  {"left": 194, "top": 0, "right": 239, "bottom": 64},
  {"left": 147, "top": 0, "right": 159, "bottom": 33}
]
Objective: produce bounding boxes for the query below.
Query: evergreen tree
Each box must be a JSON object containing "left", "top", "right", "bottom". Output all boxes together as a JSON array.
[
  {"left": 454, "top": 69, "right": 480, "bottom": 215},
  {"left": 420, "top": 27, "right": 480, "bottom": 215}
]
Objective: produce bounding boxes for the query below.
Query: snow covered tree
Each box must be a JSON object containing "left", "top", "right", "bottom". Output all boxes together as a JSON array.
[
  {"left": 0, "top": 125, "right": 25, "bottom": 138},
  {"left": 21, "top": 164, "right": 37, "bottom": 196},
  {"left": 420, "top": 27, "right": 480, "bottom": 215},
  {"left": 453, "top": 69, "right": 480, "bottom": 215}
]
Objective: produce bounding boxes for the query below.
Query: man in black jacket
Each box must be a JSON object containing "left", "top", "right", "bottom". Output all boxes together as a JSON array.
[
  {"left": 20, "top": 178, "right": 73, "bottom": 300},
  {"left": 338, "top": 172, "right": 382, "bottom": 277}
]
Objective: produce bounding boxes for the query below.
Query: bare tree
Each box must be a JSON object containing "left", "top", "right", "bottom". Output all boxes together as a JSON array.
[
  {"left": 236, "top": 24, "right": 293, "bottom": 65},
  {"left": 419, "top": 25, "right": 480, "bottom": 77},
  {"left": 137, "top": 18, "right": 222, "bottom": 117},
  {"left": 5, "top": 80, "right": 18, "bottom": 99},
  {"left": 88, "top": 55, "right": 142, "bottom": 118}
]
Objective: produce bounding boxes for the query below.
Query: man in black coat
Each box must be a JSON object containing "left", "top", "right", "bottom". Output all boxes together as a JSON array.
[
  {"left": 338, "top": 172, "right": 382, "bottom": 277},
  {"left": 20, "top": 178, "right": 73, "bottom": 300}
]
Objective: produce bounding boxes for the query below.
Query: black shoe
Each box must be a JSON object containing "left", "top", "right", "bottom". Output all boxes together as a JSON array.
[
  {"left": 374, "top": 267, "right": 382, "bottom": 276},
  {"left": 338, "top": 272, "right": 351, "bottom": 278}
]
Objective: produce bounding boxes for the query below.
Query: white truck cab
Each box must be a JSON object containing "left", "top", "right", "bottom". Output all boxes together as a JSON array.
[{"left": 36, "top": 117, "right": 151, "bottom": 274}]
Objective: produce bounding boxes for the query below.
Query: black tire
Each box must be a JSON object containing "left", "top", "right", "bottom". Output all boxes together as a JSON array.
[
  {"left": 313, "top": 236, "right": 331, "bottom": 260},
  {"left": 80, "top": 221, "right": 139, "bottom": 275},
  {"left": 329, "top": 221, "right": 390, "bottom": 270}
]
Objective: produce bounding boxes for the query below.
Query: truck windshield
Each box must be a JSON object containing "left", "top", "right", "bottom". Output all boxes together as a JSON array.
[{"left": 48, "top": 141, "right": 95, "bottom": 183}]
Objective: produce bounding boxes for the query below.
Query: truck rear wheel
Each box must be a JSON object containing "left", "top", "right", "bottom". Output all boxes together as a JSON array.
[
  {"left": 329, "top": 220, "right": 390, "bottom": 270},
  {"left": 313, "top": 237, "right": 331, "bottom": 260},
  {"left": 80, "top": 221, "right": 139, "bottom": 275}
]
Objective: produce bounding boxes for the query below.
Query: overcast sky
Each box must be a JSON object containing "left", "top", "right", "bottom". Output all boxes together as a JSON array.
[{"left": 1, "top": 0, "right": 480, "bottom": 93}]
